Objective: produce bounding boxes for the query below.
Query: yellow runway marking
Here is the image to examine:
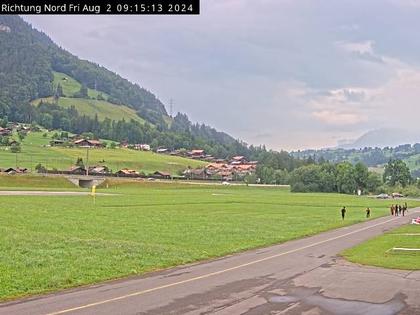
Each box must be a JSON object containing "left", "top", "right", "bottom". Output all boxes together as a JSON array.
[{"left": 46, "top": 214, "right": 418, "bottom": 315}]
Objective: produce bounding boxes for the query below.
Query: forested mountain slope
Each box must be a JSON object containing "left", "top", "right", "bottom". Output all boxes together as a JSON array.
[{"left": 0, "top": 15, "right": 243, "bottom": 157}]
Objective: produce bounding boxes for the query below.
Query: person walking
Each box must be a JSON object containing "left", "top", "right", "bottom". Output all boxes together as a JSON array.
[
  {"left": 341, "top": 206, "right": 346, "bottom": 220},
  {"left": 402, "top": 204, "right": 407, "bottom": 216},
  {"left": 366, "top": 207, "right": 371, "bottom": 218},
  {"left": 395, "top": 205, "right": 399, "bottom": 216},
  {"left": 399, "top": 205, "right": 402, "bottom": 216},
  {"left": 390, "top": 205, "right": 394, "bottom": 216}
]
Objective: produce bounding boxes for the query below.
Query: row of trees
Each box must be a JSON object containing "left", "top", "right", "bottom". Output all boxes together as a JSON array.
[
  {"left": 288, "top": 162, "right": 381, "bottom": 194},
  {"left": 251, "top": 159, "right": 414, "bottom": 195}
]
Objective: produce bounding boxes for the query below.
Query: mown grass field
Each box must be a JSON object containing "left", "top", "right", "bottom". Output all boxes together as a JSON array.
[
  {"left": 0, "top": 132, "right": 205, "bottom": 175},
  {"left": 52, "top": 71, "right": 107, "bottom": 99},
  {"left": 32, "top": 72, "right": 145, "bottom": 123},
  {"left": 1, "top": 177, "right": 418, "bottom": 300},
  {"left": 32, "top": 97, "right": 144, "bottom": 124},
  {"left": 342, "top": 224, "right": 420, "bottom": 270}
]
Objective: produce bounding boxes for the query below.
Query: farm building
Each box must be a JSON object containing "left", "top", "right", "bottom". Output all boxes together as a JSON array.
[
  {"left": 183, "top": 168, "right": 210, "bottom": 179},
  {"left": 88, "top": 166, "right": 109, "bottom": 175},
  {"left": 135, "top": 144, "right": 151, "bottom": 151},
  {"left": 230, "top": 156, "right": 248, "bottom": 164},
  {"left": 73, "top": 139, "right": 104, "bottom": 148},
  {"left": 68, "top": 166, "right": 86, "bottom": 175},
  {"left": 50, "top": 139, "right": 65, "bottom": 146},
  {"left": 156, "top": 148, "right": 169, "bottom": 154},
  {"left": 0, "top": 127, "right": 12, "bottom": 136},
  {"left": 153, "top": 171, "right": 171, "bottom": 179},
  {"left": 2, "top": 167, "right": 28, "bottom": 174},
  {"left": 119, "top": 140, "right": 129, "bottom": 148},
  {"left": 188, "top": 149, "right": 205, "bottom": 159},
  {"left": 116, "top": 169, "right": 139, "bottom": 176}
]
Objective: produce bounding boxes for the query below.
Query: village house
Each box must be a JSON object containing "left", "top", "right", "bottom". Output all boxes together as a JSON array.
[
  {"left": 68, "top": 166, "right": 86, "bottom": 175},
  {"left": 169, "top": 149, "right": 188, "bottom": 156},
  {"left": 188, "top": 149, "right": 205, "bottom": 159},
  {"left": 119, "top": 140, "right": 129, "bottom": 148},
  {"left": 218, "top": 170, "right": 234, "bottom": 181},
  {"left": 153, "top": 171, "right": 171, "bottom": 179},
  {"left": 116, "top": 168, "right": 139, "bottom": 176},
  {"left": 183, "top": 168, "right": 210, "bottom": 180},
  {"left": 8, "top": 140, "right": 19, "bottom": 146},
  {"left": 0, "top": 127, "right": 12, "bottom": 136},
  {"left": 135, "top": 144, "right": 151, "bottom": 151},
  {"left": 2, "top": 167, "right": 28, "bottom": 175},
  {"left": 73, "top": 139, "right": 104, "bottom": 148},
  {"left": 203, "top": 155, "right": 215, "bottom": 162},
  {"left": 203, "top": 158, "right": 257, "bottom": 181},
  {"left": 88, "top": 166, "right": 109, "bottom": 175},
  {"left": 50, "top": 139, "right": 65, "bottom": 147},
  {"left": 156, "top": 148, "right": 169, "bottom": 154},
  {"left": 206, "top": 163, "right": 228, "bottom": 171},
  {"left": 230, "top": 156, "right": 248, "bottom": 165}
]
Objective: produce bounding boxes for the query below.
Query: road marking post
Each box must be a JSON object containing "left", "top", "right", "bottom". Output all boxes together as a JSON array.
[{"left": 91, "top": 185, "right": 96, "bottom": 205}]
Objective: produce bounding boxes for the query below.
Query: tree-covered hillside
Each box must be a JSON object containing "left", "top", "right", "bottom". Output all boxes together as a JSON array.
[
  {"left": 0, "top": 15, "right": 243, "bottom": 157},
  {"left": 0, "top": 15, "right": 166, "bottom": 124}
]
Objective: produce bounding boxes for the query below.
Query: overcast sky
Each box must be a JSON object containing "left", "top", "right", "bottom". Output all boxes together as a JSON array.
[{"left": 24, "top": 0, "right": 420, "bottom": 150}]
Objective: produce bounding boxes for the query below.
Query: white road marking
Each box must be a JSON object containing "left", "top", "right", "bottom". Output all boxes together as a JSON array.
[
  {"left": 393, "top": 233, "right": 420, "bottom": 236},
  {"left": 392, "top": 247, "right": 420, "bottom": 251},
  {"left": 44, "top": 213, "right": 420, "bottom": 315}
]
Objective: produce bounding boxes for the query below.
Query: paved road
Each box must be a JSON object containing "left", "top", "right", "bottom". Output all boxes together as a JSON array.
[{"left": 2, "top": 210, "right": 420, "bottom": 315}]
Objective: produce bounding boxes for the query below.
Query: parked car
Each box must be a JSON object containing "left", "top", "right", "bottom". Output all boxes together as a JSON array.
[
  {"left": 392, "top": 192, "right": 404, "bottom": 198},
  {"left": 376, "top": 193, "right": 389, "bottom": 199}
]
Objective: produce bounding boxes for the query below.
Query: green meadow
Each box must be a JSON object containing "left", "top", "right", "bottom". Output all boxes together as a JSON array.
[
  {"left": 32, "top": 72, "right": 145, "bottom": 123},
  {"left": 52, "top": 71, "right": 107, "bottom": 99},
  {"left": 342, "top": 224, "right": 420, "bottom": 270},
  {"left": 32, "top": 97, "right": 144, "bottom": 124},
  {"left": 0, "top": 132, "right": 205, "bottom": 175},
  {"left": 1, "top": 177, "right": 418, "bottom": 300}
]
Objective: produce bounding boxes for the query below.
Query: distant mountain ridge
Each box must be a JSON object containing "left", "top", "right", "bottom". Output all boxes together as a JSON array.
[{"left": 337, "top": 128, "right": 420, "bottom": 149}]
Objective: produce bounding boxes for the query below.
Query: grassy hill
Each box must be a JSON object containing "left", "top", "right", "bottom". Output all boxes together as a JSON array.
[
  {"left": 33, "top": 97, "right": 145, "bottom": 124},
  {"left": 32, "top": 72, "right": 146, "bottom": 124},
  {"left": 52, "top": 71, "right": 108, "bottom": 99},
  {"left": 0, "top": 132, "right": 205, "bottom": 175}
]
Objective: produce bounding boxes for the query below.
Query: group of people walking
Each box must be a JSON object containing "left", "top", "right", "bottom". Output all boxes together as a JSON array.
[
  {"left": 390, "top": 203, "right": 407, "bottom": 217},
  {"left": 340, "top": 203, "right": 408, "bottom": 220},
  {"left": 340, "top": 206, "right": 371, "bottom": 220}
]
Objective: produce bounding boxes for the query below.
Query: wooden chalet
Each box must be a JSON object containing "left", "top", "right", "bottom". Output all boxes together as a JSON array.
[
  {"left": 68, "top": 166, "right": 86, "bottom": 175},
  {"left": 73, "top": 139, "right": 104, "bottom": 148},
  {"left": 153, "top": 171, "right": 171, "bottom": 179},
  {"left": 116, "top": 168, "right": 139, "bottom": 176}
]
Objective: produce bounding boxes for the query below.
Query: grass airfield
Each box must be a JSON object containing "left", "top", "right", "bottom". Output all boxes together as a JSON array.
[
  {"left": 1, "top": 175, "right": 419, "bottom": 301},
  {"left": 343, "top": 224, "right": 420, "bottom": 270}
]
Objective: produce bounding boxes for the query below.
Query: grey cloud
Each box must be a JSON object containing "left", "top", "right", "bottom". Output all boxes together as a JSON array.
[{"left": 23, "top": 0, "right": 420, "bottom": 150}]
